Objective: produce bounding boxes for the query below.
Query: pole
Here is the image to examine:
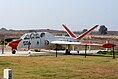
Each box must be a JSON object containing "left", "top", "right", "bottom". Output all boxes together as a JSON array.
[
  {"left": 2, "top": 44, "right": 4, "bottom": 54},
  {"left": 113, "top": 46, "right": 115, "bottom": 59},
  {"left": 2, "top": 40, "right": 4, "bottom": 54},
  {"left": 56, "top": 44, "right": 58, "bottom": 57},
  {"left": 85, "top": 45, "right": 87, "bottom": 58},
  {"left": 3, "top": 35, "right": 5, "bottom": 54}
]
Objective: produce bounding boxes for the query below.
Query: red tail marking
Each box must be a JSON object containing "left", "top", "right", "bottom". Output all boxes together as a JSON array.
[
  {"left": 62, "top": 24, "right": 76, "bottom": 38},
  {"left": 77, "top": 25, "right": 98, "bottom": 40}
]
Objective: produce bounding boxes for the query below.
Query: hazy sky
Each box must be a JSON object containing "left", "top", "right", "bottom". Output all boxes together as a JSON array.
[{"left": 0, "top": 0, "right": 118, "bottom": 31}]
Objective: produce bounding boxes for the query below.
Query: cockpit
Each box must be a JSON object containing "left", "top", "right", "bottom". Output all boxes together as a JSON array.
[{"left": 20, "top": 32, "right": 46, "bottom": 40}]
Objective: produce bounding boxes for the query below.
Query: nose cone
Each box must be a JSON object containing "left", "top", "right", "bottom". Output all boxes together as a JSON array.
[{"left": 8, "top": 39, "right": 21, "bottom": 49}]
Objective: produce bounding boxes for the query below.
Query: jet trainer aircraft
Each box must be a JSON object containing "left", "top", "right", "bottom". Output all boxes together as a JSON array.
[{"left": 8, "top": 25, "right": 98, "bottom": 54}]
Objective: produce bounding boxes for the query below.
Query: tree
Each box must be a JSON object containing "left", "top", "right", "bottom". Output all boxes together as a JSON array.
[
  {"left": 99, "top": 25, "right": 108, "bottom": 34},
  {"left": 82, "top": 29, "right": 88, "bottom": 33}
]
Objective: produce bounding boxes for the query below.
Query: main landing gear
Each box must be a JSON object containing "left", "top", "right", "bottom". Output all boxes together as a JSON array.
[
  {"left": 65, "top": 45, "right": 72, "bottom": 55},
  {"left": 65, "top": 49, "right": 71, "bottom": 55}
]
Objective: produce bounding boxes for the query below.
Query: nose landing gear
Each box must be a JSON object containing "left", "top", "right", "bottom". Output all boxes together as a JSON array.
[{"left": 12, "top": 49, "right": 16, "bottom": 54}]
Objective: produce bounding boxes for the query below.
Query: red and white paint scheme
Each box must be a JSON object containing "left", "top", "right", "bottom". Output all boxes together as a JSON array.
[
  {"left": 62, "top": 24, "right": 98, "bottom": 40},
  {"left": 8, "top": 25, "right": 99, "bottom": 54},
  {"left": 62, "top": 24, "right": 116, "bottom": 48}
]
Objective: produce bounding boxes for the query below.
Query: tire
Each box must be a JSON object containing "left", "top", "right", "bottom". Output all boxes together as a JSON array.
[
  {"left": 34, "top": 50, "right": 40, "bottom": 52},
  {"left": 12, "top": 50, "right": 16, "bottom": 54}
]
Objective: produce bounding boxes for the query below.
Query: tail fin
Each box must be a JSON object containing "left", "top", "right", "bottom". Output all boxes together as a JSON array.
[
  {"left": 77, "top": 25, "right": 98, "bottom": 40},
  {"left": 63, "top": 24, "right": 98, "bottom": 40},
  {"left": 62, "top": 24, "right": 76, "bottom": 38}
]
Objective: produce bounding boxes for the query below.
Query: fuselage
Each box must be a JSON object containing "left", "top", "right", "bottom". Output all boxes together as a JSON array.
[{"left": 8, "top": 32, "right": 77, "bottom": 50}]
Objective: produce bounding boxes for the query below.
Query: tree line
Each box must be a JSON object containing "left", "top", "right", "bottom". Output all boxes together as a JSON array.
[{"left": 82, "top": 25, "right": 107, "bottom": 35}]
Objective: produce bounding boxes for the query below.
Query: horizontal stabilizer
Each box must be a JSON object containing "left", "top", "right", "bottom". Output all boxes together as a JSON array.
[
  {"left": 77, "top": 25, "right": 98, "bottom": 40},
  {"left": 62, "top": 24, "right": 77, "bottom": 38}
]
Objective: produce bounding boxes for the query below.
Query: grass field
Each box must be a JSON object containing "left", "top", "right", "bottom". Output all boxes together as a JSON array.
[{"left": 0, "top": 55, "right": 118, "bottom": 79}]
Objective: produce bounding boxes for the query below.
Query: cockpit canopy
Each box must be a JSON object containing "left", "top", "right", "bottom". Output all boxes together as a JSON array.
[{"left": 20, "top": 32, "right": 54, "bottom": 40}]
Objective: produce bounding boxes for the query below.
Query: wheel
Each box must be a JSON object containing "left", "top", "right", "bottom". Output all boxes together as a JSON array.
[
  {"left": 12, "top": 50, "right": 16, "bottom": 54},
  {"left": 34, "top": 50, "right": 40, "bottom": 52},
  {"left": 77, "top": 51, "right": 79, "bottom": 54},
  {"left": 65, "top": 49, "right": 71, "bottom": 55}
]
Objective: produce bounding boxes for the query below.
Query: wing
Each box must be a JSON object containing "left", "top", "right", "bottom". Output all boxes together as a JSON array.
[
  {"left": 51, "top": 40, "right": 116, "bottom": 49},
  {"left": 80, "top": 42, "right": 102, "bottom": 46},
  {"left": 51, "top": 41, "right": 102, "bottom": 46},
  {"left": 51, "top": 41, "right": 81, "bottom": 45}
]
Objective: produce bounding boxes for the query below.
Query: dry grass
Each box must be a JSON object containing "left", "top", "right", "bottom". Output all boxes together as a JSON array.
[{"left": 0, "top": 55, "right": 118, "bottom": 79}]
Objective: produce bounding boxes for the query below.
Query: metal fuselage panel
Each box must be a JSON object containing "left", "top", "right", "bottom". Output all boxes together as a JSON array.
[{"left": 17, "top": 32, "right": 78, "bottom": 50}]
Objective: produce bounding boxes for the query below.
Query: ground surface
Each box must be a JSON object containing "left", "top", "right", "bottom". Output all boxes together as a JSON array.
[
  {"left": 0, "top": 55, "right": 118, "bottom": 79},
  {"left": 0, "top": 35, "right": 118, "bottom": 79}
]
